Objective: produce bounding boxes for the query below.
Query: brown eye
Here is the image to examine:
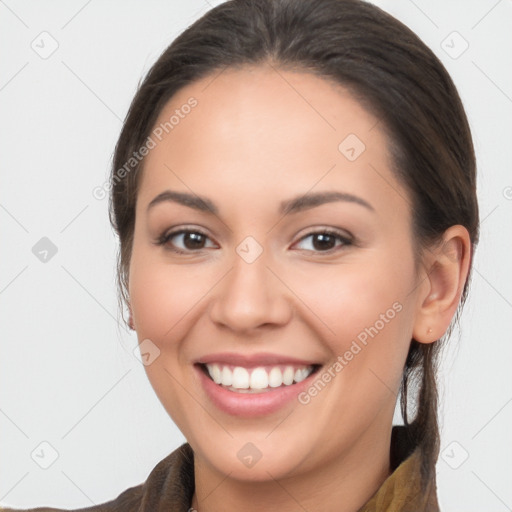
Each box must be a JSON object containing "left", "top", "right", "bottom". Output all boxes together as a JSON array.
[
  {"left": 157, "top": 229, "right": 216, "bottom": 254},
  {"left": 294, "top": 230, "right": 352, "bottom": 253},
  {"left": 180, "top": 231, "right": 207, "bottom": 250}
]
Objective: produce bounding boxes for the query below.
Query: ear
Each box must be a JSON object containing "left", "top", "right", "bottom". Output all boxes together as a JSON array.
[{"left": 413, "top": 225, "right": 472, "bottom": 344}]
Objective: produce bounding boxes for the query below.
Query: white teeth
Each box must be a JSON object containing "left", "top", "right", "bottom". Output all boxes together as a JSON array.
[
  {"left": 250, "top": 367, "right": 269, "bottom": 389},
  {"left": 294, "top": 368, "right": 308, "bottom": 383},
  {"left": 204, "top": 363, "right": 315, "bottom": 391},
  {"left": 282, "top": 366, "right": 295, "bottom": 385},
  {"left": 232, "top": 367, "right": 250, "bottom": 389},
  {"left": 211, "top": 364, "right": 222, "bottom": 384},
  {"left": 268, "top": 367, "right": 283, "bottom": 388},
  {"left": 221, "top": 366, "right": 232, "bottom": 386}
]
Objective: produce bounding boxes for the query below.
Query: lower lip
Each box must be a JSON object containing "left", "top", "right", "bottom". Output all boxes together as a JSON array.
[{"left": 195, "top": 365, "right": 318, "bottom": 418}]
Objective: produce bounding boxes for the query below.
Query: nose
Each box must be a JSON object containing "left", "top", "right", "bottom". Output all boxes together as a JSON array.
[{"left": 209, "top": 250, "right": 292, "bottom": 333}]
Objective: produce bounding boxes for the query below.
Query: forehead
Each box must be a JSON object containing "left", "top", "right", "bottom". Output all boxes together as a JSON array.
[{"left": 138, "top": 64, "right": 408, "bottom": 218}]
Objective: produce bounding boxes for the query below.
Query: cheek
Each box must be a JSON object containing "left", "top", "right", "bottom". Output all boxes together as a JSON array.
[
  {"left": 129, "top": 250, "right": 210, "bottom": 343},
  {"left": 291, "top": 255, "right": 414, "bottom": 387},
  {"left": 298, "top": 257, "right": 411, "bottom": 336},
  {"left": 128, "top": 251, "right": 208, "bottom": 429},
  {"left": 129, "top": 261, "right": 179, "bottom": 362}
]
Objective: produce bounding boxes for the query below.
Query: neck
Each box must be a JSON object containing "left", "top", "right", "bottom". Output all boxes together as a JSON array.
[{"left": 191, "top": 423, "right": 393, "bottom": 512}]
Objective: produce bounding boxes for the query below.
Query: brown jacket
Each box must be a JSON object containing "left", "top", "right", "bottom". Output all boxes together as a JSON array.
[{"left": 0, "top": 426, "right": 440, "bottom": 511}]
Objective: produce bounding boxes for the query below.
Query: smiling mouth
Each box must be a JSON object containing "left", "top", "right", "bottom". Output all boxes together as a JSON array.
[{"left": 197, "top": 363, "right": 321, "bottom": 393}]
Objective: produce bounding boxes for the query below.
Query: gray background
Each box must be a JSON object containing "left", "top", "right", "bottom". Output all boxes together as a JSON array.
[{"left": 0, "top": 0, "right": 511, "bottom": 510}]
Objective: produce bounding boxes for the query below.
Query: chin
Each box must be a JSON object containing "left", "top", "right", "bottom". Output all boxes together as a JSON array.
[{"left": 190, "top": 434, "right": 313, "bottom": 482}]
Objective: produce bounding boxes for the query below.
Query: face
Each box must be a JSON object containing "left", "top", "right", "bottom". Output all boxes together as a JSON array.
[{"left": 128, "top": 64, "right": 423, "bottom": 481}]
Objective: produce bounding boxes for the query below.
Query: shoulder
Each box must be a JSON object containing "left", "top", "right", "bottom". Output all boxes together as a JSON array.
[
  {"left": 0, "top": 443, "right": 194, "bottom": 512},
  {"left": 0, "top": 483, "right": 143, "bottom": 512}
]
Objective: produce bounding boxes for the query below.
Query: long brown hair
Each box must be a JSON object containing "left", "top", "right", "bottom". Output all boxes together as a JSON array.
[{"left": 109, "top": 0, "right": 479, "bottom": 488}]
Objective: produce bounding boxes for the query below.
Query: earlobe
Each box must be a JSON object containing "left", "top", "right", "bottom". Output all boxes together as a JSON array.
[{"left": 413, "top": 225, "right": 472, "bottom": 344}]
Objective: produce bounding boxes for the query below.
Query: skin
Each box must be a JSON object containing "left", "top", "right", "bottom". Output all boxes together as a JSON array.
[{"left": 128, "top": 63, "right": 471, "bottom": 512}]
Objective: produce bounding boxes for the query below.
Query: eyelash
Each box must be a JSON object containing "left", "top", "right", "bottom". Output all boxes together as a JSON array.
[{"left": 155, "top": 227, "right": 354, "bottom": 255}]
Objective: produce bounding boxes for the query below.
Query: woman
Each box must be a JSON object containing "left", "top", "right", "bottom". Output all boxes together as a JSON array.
[{"left": 1, "top": 0, "right": 479, "bottom": 510}]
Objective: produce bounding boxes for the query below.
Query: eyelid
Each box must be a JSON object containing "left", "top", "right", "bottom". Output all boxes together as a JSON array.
[
  {"left": 155, "top": 225, "right": 218, "bottom": 251},
  {"left": 155, "top": 225, "right": 355, "bottom": 255},
  {"left": 294, "top": 226, "right": 353, "bottom": 242},
  {"left": 291, "top": 227, "right": 354, "bottom": 251}
]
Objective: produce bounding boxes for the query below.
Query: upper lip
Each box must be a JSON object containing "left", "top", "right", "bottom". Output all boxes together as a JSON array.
[{"left": 196, "top": 352, "right": 321, "bottom": 368}]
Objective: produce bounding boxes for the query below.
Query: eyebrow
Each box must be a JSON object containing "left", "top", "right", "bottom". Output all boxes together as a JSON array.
[
  {"left": 279, "top": 191, "right": 374, "bottom": 215},
  {"left": 147, "top": 190, "right": 218, "bottom": 215},
  {"left": 146, "top": 189, "right": 374, "bottom": 215}
]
